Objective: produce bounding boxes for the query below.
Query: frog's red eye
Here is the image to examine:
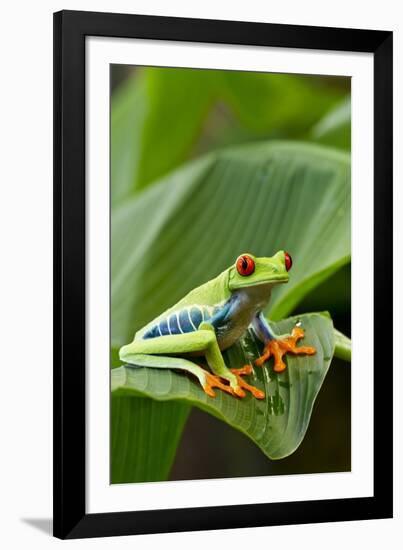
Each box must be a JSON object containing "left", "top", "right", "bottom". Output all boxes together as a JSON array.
[
  {"left": 236, "top": 255, "right": 255, "bottom": 276},
  {"left": 284, "top": 252, "right": 292, "bottom": 271}
]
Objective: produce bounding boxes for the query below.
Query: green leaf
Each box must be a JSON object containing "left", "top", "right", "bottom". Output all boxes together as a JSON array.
[
  {"left": 111, "top": 68, "right": 347, "bottom": 200},
  {"left": 111, "top": 75, "right": 148, "bottom": 207},
  {"left": 111, "top": 342, "right": 192, "bottom": 483},
  {"left": 112, "top": 313, "right": 334, "bottom": 461},
  {"left": 221, "top": 72, "right": 343, "bottom": 135},
  {"left": 310, "top": 96, "right": 351, "bottom": 150},
  {"left": 135, "top": 68, "right": 215, "bottom": 190},
  {"left": 111, "top": 68, "right": 216, "bottom": 200},
  {"left": 111, "top": 395, "right": 190, "bottom": 483},
  {"left": 333, "top": 328, "right": 351, "bottom": 362},
  {"left": 111, "top": 141, "right": 350, "bottom": 347}
]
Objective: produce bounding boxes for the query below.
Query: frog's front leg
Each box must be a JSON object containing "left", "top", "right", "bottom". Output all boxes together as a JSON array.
[
  {"left": 252, "top": 312, "right": 316, "bottom": 373},
  {"left": 120, "top": 328, "right": 264, "bottom": 399},
  {"left": 198, "top": 322, "right": 264, "bottom": 399}
]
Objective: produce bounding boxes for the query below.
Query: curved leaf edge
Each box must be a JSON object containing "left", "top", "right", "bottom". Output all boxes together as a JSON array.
[
  {"left": 333, "top": 328, "right": 352, "bottom": 362},
  {"left": 111, "top": 311, "right": 335, "bottom": 460}
]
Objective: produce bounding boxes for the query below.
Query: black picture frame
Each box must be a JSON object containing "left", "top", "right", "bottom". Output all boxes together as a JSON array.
[{"left": 53, "top": 9, "right": 393, "bottom": 539}]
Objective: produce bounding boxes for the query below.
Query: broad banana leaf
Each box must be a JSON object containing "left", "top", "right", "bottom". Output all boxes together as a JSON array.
[{"left": 111, "top": 312, "right": 334, "bottom": 480}]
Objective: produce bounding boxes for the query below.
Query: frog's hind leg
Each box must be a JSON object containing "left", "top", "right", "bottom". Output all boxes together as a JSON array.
[
  {"left": 123, "top": 353, "right": 234, "bottom": 398},
  {"left": 120, "top": 332, "right": 237, "bottom": 397},
  {"left": 119, "top": 331, "right": 264, "bottom": 399}
]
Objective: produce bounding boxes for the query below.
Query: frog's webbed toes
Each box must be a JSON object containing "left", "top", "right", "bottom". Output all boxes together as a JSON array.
[
  {"left": 203, "top": 372, "right": 235, "bottom": 398},
  {"left": 201, "top": 367, "right": 264, "bottom": 399},
  {"left": 230, "top": 365, "right": 265, "bottom": 399},
  {"left": 255, "top": 327, "right": 316, "bottom": 373}
]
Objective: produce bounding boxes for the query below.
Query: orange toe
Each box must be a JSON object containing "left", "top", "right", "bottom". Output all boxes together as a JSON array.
[
  {"left": 255, "top": 327, "right": 316, "bottom": 373},
  {"left": 230, "top": 365, "right": 265, "bottom": 399},
  {"left": 203, "top": 372, "right": 234, "bottom": 398},
  {"left": 202, "top": 366, "right": 265, "bottom": 400}
]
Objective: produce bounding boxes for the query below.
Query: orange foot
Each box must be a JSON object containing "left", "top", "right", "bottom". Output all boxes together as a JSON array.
[
  {"left": 203, "top": 372, "right": 235, "bottom": 398},
  {"left": 255, "top": 326, "right": 316, "bottom": 373},
  {"left": 230, "top": 365, "right": 265, "bottom": 399},
  {"left": 203, "top": 366, "right": 265, "bottom": 399}
]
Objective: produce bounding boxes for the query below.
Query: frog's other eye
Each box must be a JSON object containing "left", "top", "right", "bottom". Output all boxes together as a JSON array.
[
  {"left": 284, "top": 251, "right": 292, "bottom": 271},
  {"left": 236, "top": 255, "right": 255, "bottom": 276}
]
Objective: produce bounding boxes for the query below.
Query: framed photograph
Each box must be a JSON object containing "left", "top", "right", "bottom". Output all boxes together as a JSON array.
[{"left": 53, "top": 10, "right": 393, "bottom": 539}]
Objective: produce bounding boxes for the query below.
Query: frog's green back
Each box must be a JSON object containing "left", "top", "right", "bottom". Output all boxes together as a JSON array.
[{"left": 135, "top": 268, "right": 231, "bottom": 339}]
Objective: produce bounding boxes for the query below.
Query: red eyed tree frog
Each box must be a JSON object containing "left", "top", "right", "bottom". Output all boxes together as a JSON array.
[{"left": 119, "top": 251, "right": 316, "bottom": 399}]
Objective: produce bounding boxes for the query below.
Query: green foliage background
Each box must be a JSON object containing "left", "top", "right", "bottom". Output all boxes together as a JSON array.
[{"left": 110, "top": 65, "right": 351, "bottom": 483}]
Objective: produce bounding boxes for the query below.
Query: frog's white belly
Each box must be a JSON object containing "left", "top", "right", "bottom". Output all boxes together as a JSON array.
[{"left": 215, "top": 308, "right": 255, "bottom": 351}]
